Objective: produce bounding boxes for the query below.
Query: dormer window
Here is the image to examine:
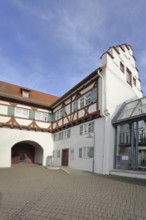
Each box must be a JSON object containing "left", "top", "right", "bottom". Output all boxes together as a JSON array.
[{"left": 21, "top": 88, "right": 30, "bottom": 98}]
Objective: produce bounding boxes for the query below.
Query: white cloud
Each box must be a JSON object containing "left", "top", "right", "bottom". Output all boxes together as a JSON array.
[
  {"left": 11, "top": 0, "right": 55, "bottom": 23},
  {"left": 3, "top": 0, "right": 146, "bottom": 96},
  {"left": 54, "top": 1, "right": 105, "bottom": 54}
]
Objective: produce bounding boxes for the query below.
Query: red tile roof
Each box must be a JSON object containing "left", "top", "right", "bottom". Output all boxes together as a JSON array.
[{"left": 0, "top": 81, "right": 59, "bottom": 107}]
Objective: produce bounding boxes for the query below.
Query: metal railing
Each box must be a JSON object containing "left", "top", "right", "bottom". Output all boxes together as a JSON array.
[{"left": 119, "top": 130, "right": 146, "bottom": 146}]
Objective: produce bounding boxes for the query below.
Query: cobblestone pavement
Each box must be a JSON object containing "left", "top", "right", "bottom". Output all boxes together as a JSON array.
[{"left": 0, "top": 164, "right": 146, "bottom": 220}]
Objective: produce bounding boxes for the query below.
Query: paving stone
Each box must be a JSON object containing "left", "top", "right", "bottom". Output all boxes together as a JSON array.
[{"left": 0, "top": 164, "right": 146, "bottom": 220}]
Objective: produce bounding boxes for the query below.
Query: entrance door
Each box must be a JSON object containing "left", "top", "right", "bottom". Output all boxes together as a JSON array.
[{"left": 62, "top": 149, "right": 69, "bottom": 166}]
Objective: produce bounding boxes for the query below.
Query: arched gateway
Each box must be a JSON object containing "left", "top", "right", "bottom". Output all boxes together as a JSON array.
[{"left": 11, "top": 141, "right": 43, "bottom": 165}]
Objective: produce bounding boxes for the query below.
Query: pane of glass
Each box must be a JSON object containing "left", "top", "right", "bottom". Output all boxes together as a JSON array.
[{"left": 117, "top": 100, "right": 139, "bottom": 120}]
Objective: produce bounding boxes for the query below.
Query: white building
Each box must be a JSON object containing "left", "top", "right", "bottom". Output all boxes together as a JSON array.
[{"left": 0, "top": 44, "right": 144, "bottom": 176}]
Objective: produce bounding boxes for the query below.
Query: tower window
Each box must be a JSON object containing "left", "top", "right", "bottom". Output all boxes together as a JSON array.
[
  {"left": 120, "top": 62, "right": 125, "bottom": 73},
  {"left": 133, "top": 77, "right": 136, "bottom": 86},
  {"left": 126, "top": 68, "right": 132, "bottom": 86}
]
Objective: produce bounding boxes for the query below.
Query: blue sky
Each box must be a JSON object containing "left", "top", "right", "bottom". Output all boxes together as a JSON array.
[{"left": 0, "top": 0, "right": 146, "bottom": 96}]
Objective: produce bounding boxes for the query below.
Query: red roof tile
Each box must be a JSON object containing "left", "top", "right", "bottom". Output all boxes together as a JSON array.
[{"left": 0, "top": 81, "right": 59, "bottom": 106}]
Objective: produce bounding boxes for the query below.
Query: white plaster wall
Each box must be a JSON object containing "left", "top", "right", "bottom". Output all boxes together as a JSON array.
[
  {"left": 0, "top": 128, "right": 53, "bottom": 167},
  {"left": 16, "top": 119, "right": 32, "bottom": 126},
  {"left": 88, "top": 103, "right": 96, "bottom": 113},
  {"left": 52, "top": 118, "right": 106, "bottom": 173},
  {"left": 65, "top": 104, "right": 70, "bottom": 114},
  {"left": 0, "top": 117, "right": 11, "bottom": 123},
  {"left": 0, "top": 105, "right": 7, "bottom": 114},
  {"left": 68, "top": 125, "right": 93, "bottom": 171},
  {"left": 36, "top": 121, "right": 51, "bottom": 128},
  {"left": 35, "top": 147, "right": 43, "bottom": 164},
  {"left": 0, "top": 101, "right": 9, "bottom": 105},
  {"left": 16, "top": 104, "right": 31, "bottom": 109},
  {"left": 105, "top": 67, "right": 142, "bottom": 118},
  {"left": 99, "top": 50, "right": 143, "bottom": 175}
]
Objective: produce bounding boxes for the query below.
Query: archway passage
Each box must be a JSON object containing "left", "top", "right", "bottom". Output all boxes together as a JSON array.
[{"left": 12, "top": 143, "right": 35, "bottom": 164}]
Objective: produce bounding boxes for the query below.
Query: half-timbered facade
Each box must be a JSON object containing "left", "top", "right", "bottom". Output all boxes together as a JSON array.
[
  {"left": 0, "top": 44, "right": 144, "bottom": 175},
  {"left": 0, "top": 82, "right": 58, "bottom": 167}
]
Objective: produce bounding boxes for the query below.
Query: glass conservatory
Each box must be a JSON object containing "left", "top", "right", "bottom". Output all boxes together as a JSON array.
[{"left": 113, "top": 97, "right": 146, "bottom": 171}]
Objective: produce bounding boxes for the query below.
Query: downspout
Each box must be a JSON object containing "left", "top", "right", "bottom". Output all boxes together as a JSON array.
[
  {"left": 97, "top": 68, "right": 106, "bottom": 117},
  {"left": 97, "top": 68, "right": 108, "bottom": 174}
]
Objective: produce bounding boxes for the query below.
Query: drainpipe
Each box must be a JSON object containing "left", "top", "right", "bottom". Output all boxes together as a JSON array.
[
  {"left": 97, "top": 68, "right": 108, "bottom": 174},
  {"left": 97, "top": 69, "right": 106, "bottom": 117}
]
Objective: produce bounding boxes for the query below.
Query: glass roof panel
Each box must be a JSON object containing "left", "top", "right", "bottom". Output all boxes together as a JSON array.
[
  {"left": 132, "top": 99, "right": 146, "bottom": 116},
  {"left": 141, "top": 97, "right": 146, "bottom": 105},
  {"left": 117, "top": 100, "right": 139, "bottom": 120},
  {"left": 113, "top": 97, "right": 146, "bottom": 124}
]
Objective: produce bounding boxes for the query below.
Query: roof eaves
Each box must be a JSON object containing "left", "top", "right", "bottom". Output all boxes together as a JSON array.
[
  {"left": 50, "top": 67, "right": 103, "bottom": 108},
  {"left": 0, "top": 92, "right": 52, "bottom": 110}
]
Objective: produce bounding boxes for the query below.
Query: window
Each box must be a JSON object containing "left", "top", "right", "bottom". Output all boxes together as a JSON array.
[
  {"left": 48, "top": 114, "right": 55, "bottom": 122},
  {"left": 84, "top": 124, "right": 88, "bottom": 134},
  {"left": 53, "top": 150, "right": 60, "bottom": 158},
  {"left": 55, "top": 108, "right": 66, "bottom": 120},
  {"left": 79, "top": 88, "right": 97, "bottom": 110},
  {"left": 60, "top": 107, "right": 66, "bottom": 117},
  {"left": 22, "top": 91, "right": 29, "bottom": 98},
  {"left": 15, "top": 107, "right": 29, "bottom": 118},
  {"left": 67, "top": 129, "right": 71, "bottom": 138},
  {"left": 80, "top": 97, "right": 85, "bottom": 108},
  {"left": 56, "top": 111, "right": 60, "bottom": 120},
  {"left": 54, "top": 129, "right": 71, "bottom": 142},
  {"left": 85, "top": 93, "right": 90, "bottom": 105},
  {"left": 126, "top": 68, "right": 132, "bottom": 86},
  {"left": 54, "top": 134, "right": 59, "bottom": 142},
  {"left": 59, "top": 132, "right": 63, "bottom": 140},
  {"left": 35, "top": 112, "right": 48, "bottom": 121},
  {"left": 21, "top": 88, "right": 30, "bottom": 98},
  {"left": 73, "top": 100, "right": 78, "bottom": 112},
  {"left": 90, "top": 88, "right": 97, "bottom": 102},
  {"left": 79, "top": 147, "right": 94, "bottom": 159},
  {"left": 88, "top": 121, "right": 95, "bottom": 133},
  {"left": 80, "top": 121, "right": 94, "bottom": 135},
  {"left": 133, "top": 77, "right": 136, "bottom": 86},
  {"left": 120, "top": 62, "right": 125, "bottom": 73}
]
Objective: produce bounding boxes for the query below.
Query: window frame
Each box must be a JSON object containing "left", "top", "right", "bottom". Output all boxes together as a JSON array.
[
  {"left": 79, "top": 121, "right": 94, "bottom": 135},
  {"left": 133, "top": 77, "right": 136, "bottom": 86},
  {"left": 79, "top": 96, "right": 85, "bottom": 108},
  {"left": 126, "top": 68, "right": 132, "bottom": 86},
  {"left": 15, "top": 107, "right": 29, "bottom": 118},
  {"left": 35, "top": 111, "right": 48, "bottom": 122},
  {"left": 120, "top": 62, "right": 125, "bottom": 73},
  {"left": 79, "top": 147, "right": 94, "bottom": 159}
]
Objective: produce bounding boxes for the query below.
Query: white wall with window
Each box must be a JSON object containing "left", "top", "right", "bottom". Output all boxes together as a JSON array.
[
  {"left": 35, "top": 111, "right": 48, "bottom": 122},
  {"left": 72, "top": 88, "right": 97, "bottom": 112},
  {"left": 54, "top": 129, "right": 71, "bottom": 142},
  {"left": 52, "top": 119, "right": 105, "bottom": 173},
  {"left": 15, "top": 107, "right": 29, "bottom": 118},
  {"left": 55, "top": 107, "right": 66, "bottom": 120}
]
